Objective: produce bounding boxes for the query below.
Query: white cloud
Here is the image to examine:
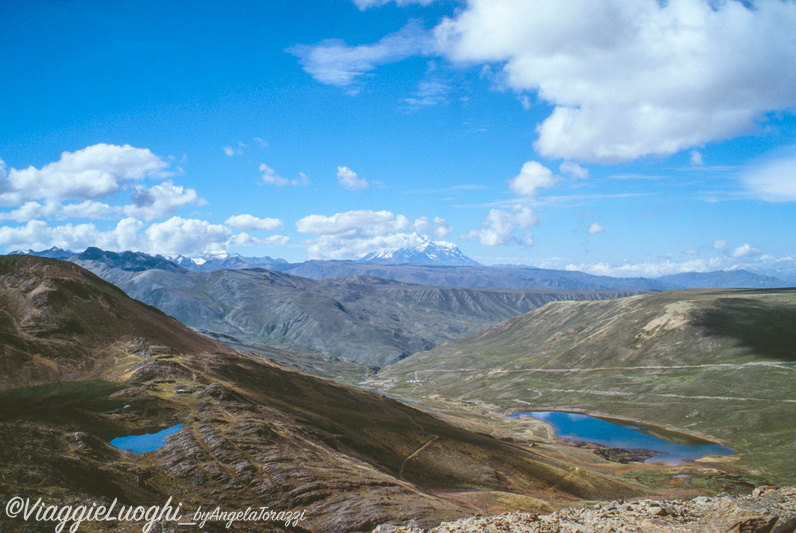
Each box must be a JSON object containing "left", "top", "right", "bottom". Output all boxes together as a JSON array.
[
  {"left": 731, "top": 243, "right": 760, "bottom": 258},
  {"left": 124, "top": 181, "right": 201, "bottom": 220},
  {"left": 296, "top": 209, "right": 452, "bottom": 259},
  {"left": 353, "top": 0, "right": 437, "bottom": 9},
  {"left": 0, "top": 144, "right": 169, "bottom": 206},
  {"left": 297, "top": 210, "right": 409, "bottom": 236},
  {"left": 588, "top": 222, "right": 605, "bottom": 235},
  {"left": 0, "top": 200, "right": 118, "bottom": 222},
  {"left": 414, "top": 215, "right": 453, "bottom": 238},
  {"left": 0, "top": 215, "right": 287, "bottom": 256},
  {"left": 289, "top": 22, "right": 433, "bottom": 89},
  {"left": 713, "top": 239, "right": 728, "bottom": 251},
  {"left": 259, "top": 163, "right": 309, "bottom": 187},
  {"left": 509, "top": 161, "right": 558, "bottom": 197},
  {"left": 0, "top": 144, "right": 203, "bottom": 223},
  {"left": 559, "top": 161, "right": 589, "bottom": 179},
  {"left": 259, "top": 163, "right": 290, "bottom": 186},
  {"left": 143, "top": 217, "right": 239, "bottom": 257},
  {"left": 0, "top": 218, "right": 146, "bottom": 253},
  {"left": 436, "top": 0, "right": 796, "bottom": 162},
  {"left": 463, "top": 204, "right": 537, "bottom": 246},
  {"left": 225, "top": 214, "right": 284, "bottom": 231},
  {"left": 223, "top": 146, "right": 242, "bottom": 157},
  {"left": 260, "top": 234, "right": 291, "bottom": 246},
  {"left": 742, "top": 153, "right": 796, "bottom": 202},
  {"left": 566, "top": 258, "right": 726, "bottom": 278},
  {"left": 690, "top": 150, "right": 704, "bottom": 166},
  {"left": 336, "top": 166, "right": 370, "bottom": 190},
  {"left": 0, "top": 146, "right": 287, "bottom": 256}
]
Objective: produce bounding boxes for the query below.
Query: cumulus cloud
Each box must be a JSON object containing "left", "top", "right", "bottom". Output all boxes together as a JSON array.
[
  {"left": 414, "top": 215, "right": 453, "bottom": 238},
  {"left": 713, "top": 239, "right": 728, "bottom": 251},
  {"left": 0, "top": 216, "right": 289, "bottom": 256},
  {"left": 225, "top": 214, "right": 284, "bottom": 231},
  {"left": 463, "top": 204, "right": 537, "bottom": 246},
  {"left": 143, "top": 217, "right": 245, "bottom": 256},
  {"left": 0, "top": 144, "right": 203, "bottom": 223},
  {"left": 509, "top": 161, "right": 558, "bottom": 197},
  {"left": 297, "top": 210, "right": 409, "bottom": 236},
  {"left": 124, "top": 181, "right": 201, "bottom": 220},
  {"left": 0, "top": 144, "right": 168, "bottom": 206},
  {"left": 296, "top": 209, "right": 452, "bottom": 259},
  {"left": 731, "top": 243, "right": 761, "bottom": 258},
  {"left": 436, "top": 0, "right": 796, "bottom": 162},
  {"left": 289, "top": 22, "right": 433, "bottom": 89},
  {"left": 588, "top": 222, "right": 605, "bottom": 235},
  {"left": 336, "top": 166, "right": 370, "bottom": 190},
  {"left": 742, "top": 153, "right": 796, "bottom": 202},
  {"left": 0, "top": 145, "right": 289, "bottom": 256}
]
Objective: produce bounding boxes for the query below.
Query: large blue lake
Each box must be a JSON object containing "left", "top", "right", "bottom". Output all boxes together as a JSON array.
[
  {"left": 511, "top": 411, "right": 733, "bottom": 464},
  {"left": 110, "top": 423, "right": 184, "bottom": 453}
]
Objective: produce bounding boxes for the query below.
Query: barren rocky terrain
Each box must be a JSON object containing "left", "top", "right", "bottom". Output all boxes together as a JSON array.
[{"left": 378, "top": 485, "right": 796, "bottom": 533}]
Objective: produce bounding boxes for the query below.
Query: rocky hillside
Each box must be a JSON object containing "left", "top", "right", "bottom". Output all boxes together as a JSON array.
[
  {"left": 70, "top": 251, "right": 637, "bottom": 368},
  {"left": 379, "top": 485, "right": 796, "bottom": 533},
  {"left": 0, "top": 256, "right": 646, "bottom": 532}
]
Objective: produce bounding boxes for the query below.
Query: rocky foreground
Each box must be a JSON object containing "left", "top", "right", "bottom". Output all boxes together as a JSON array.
[{"left": 377, "top": 486, "right": 796, "bottom": 533}]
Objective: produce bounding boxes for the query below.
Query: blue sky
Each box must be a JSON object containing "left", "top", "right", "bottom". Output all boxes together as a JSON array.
[{"left": 1, "top": 0, "right": 795, "bottom": 278}]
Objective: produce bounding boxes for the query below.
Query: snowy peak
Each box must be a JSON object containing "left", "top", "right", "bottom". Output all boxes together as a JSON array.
[
  {"left": 358, "top": 235, "right": 480, "bottom": 266},
  {"left": 9, "top": 247, "right": 74, "bottom": 260},
  {"left": 171, "top": 252, "right": 288, "bottom": 272}
]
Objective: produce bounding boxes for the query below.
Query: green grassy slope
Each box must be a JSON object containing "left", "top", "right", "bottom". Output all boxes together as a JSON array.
[{"left": 369, "top": 289, "right": 796, "bottom": 485}]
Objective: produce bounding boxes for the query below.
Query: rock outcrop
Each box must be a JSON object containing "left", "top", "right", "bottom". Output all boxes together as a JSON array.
[{"left": 378, "top": 485, "right": 796, "bottom": 533}]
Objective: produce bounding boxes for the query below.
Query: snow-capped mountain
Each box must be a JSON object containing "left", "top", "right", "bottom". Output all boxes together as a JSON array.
[
  {"left": 9, "top": 247, "right": 74, "bottom": 260},
  {"left": 358, "top": 235, "right": 480, "bottom": 266},
  {"left": 171, "top": 252, "right": 288, "bottom": 272}
]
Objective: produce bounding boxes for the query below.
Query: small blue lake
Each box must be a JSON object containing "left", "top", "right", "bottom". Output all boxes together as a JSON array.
[
  {"left": 110, "top": 423, "right": 184, "bottom": 453},
  {"left": 511, "top": 411, "right": 733, "bottom": 464}
]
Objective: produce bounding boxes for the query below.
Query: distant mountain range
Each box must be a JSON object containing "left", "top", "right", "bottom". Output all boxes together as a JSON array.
[
  {"left": 11, "top": 245, "right": 792, "bottom": 290},
  {"left": 7, "top": 245, "right": 791, "bottom": 369},
  {"left": 171, "top": 250, "right": 289, "bottom": 272},
  {"left": 42, "top": 248, "right": 633, "bottom": 367}
]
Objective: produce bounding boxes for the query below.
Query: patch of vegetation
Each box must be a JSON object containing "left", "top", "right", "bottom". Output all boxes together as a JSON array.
[
  {"left": 0, "top": 380, "right": 129, "bottom": 418},
  {"left": 626, "top": 468, "right": 769, "bottom": 496}
]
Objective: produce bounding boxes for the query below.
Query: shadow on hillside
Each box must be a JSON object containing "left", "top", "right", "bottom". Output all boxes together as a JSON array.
[{"left": 692, "top": 298, "right": 796, "bottom": 362}]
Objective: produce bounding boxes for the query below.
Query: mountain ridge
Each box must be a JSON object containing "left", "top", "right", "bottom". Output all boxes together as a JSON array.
[{"left": 10, "top": 247, "right": 791, "bottom": 290}]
